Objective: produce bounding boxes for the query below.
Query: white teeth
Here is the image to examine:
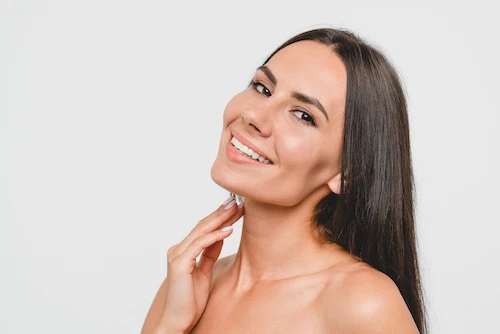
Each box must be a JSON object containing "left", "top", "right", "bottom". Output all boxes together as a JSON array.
[{"left": 231, "top": 136, "right": 272, "bottom": 164}]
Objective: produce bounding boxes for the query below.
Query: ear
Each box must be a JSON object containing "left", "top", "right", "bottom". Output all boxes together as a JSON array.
[{"left": 327, "top": 172, "right": 343, "bottom": 195}]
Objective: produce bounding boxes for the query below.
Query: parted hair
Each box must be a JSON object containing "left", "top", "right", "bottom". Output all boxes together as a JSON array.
[{"left": 261, "top": 27, "right": 427, "bottom": 333}]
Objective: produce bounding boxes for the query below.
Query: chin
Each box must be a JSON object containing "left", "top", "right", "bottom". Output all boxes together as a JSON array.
[
  {"left": 210, "top": 153, "right": 265, "bottom": 201},
  {"left": 210, "top": 157, "right": 242, "bottom": 195},
  {"left": 212, "top": 160, "right": 295, "bottom": 207},
  {"left": 211, "top": 151, "right": 321, "bottom": 207}
]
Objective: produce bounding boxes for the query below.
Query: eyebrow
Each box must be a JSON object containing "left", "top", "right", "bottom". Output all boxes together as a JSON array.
[
  {"left": 256, "top": 65, "right": 329, "bottom": 122},
  {"left": 257, "top": 65, "right": 277, "bottom": 86},
  {"left": 291, "top": 92, "right": 329, "bottom": 121}
]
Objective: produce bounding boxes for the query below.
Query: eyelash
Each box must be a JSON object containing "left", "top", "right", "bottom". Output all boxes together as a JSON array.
[{"left": 250, "top": 80, "right": 317, "bottom": 127}]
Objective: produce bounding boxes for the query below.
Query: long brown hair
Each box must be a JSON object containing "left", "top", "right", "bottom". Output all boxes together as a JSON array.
[{"left": 261, "top": 28, "right": 427, "bottom": 332}]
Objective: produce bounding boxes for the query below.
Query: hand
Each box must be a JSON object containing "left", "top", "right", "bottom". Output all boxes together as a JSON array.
[{"left": 157, "top": 197, "right": 244, "bottom": 333}]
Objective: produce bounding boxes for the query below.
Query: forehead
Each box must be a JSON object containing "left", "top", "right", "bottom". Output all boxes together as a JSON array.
[{"left": 264, "top": 40, "right": 347, "bottom": 119}]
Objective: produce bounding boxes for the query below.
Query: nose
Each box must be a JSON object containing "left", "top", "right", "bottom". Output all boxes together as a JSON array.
[{"left": 241, "top": 101, "right": 274, "bottom": 137}]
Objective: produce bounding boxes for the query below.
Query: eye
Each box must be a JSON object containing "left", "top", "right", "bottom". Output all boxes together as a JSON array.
[
  {"left": 292, "top": 110, "right": 317, "bottom": 126},
  {"left": 251, "top": 81, "right": 271, "bottom": 97}
]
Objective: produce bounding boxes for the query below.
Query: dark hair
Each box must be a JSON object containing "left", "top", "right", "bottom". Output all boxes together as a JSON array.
[{"left": 261, "top": 28, "right": 426, "bottom": 332}]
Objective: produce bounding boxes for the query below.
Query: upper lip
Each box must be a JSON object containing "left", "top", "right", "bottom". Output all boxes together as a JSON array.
[{"left": 231, "top": 130, "right": 274, "bottom": 164}]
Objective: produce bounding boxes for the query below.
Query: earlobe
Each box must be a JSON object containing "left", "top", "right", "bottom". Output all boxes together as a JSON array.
[{"left": 327, "top": 173, "right": 342, "bottom": 195}]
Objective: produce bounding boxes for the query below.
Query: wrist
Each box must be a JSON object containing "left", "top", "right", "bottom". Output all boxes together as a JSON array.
[
  {"left": 153, "top": 328, "right": 186, "bottom": 334},
  {"left": 155, "top": 315, "right": 190, "bottom": 334}
]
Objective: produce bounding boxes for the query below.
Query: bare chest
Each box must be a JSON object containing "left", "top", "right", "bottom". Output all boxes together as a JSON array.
[{"left": 191, "top": 279, "right": 328, "bottom": 334}]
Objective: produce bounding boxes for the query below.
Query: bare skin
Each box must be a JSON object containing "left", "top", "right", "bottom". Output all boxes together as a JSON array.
[
  {"left": 141, "top": 199, "right": 418, "bottom": 334},
  {"left": 192, "top": 252, "right": 416, "bottom": 333},
  {"left": 142, "top": 40, "right": 419, "bottom": 333}
]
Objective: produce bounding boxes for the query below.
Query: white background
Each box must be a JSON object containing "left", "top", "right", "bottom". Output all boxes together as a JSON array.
[{"left": 1, "top": 1, "right": 499, "bottom": 333}]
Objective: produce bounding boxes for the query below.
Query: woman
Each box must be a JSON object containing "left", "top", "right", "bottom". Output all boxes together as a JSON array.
[{"left": 142, "top": 27, "right": 426, "bottom": 333}]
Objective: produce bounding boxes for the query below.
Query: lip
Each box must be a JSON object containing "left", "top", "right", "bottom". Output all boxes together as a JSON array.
[{"left": 226, "top": 131, "right": 274, "bottom": 166}]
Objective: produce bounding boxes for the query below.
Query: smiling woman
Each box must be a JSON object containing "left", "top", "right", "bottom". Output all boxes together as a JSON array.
[{"left": 141, "top": 27, "right": 426, "bottom": 334}]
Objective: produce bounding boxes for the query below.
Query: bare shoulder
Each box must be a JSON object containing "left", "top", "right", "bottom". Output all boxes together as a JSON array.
[{"left": 322, "top": 263, "right": 419, "bottom": 333}]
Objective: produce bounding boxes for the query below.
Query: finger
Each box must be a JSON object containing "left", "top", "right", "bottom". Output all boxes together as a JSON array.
[
  {"left": 198, "top": 239, "right": 223, "bottom": 275},
  {"left": 175, "top": 199, "right": 242, "bottom": 255},
  {"left": 175, "top": 227, "right": 234, "bottom": 273},
  {"left": 218, "top": 203, "right": 244, "bottom": 230},
  {"left": 194, "top": 199, "right": 240, "bottom": 233},
  {"left": 197, "top": 205, "right": 243, "bottom": 274},
  {"left": 198, "top": 206, "right": 244, "bottom": 276}
]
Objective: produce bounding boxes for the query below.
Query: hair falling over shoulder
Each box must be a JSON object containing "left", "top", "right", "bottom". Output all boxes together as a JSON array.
[{"left": 262, "top": 28, "right": 427, "bottom": 333}]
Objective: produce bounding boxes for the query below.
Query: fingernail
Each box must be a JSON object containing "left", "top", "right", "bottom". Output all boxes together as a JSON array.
[
  {"left": 224, "top": 200, "right": 236, "bottom": 210},
  {"left": 238, "top": 201, "right": 244, "bottom": 209},
  {"left": 221, "top": 226, "right": 233, "bottom": 232},
  {"left": 222, "top": 197, "right": 233, "bottom": 205}
]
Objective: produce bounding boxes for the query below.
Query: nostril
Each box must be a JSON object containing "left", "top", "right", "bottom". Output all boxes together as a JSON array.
[
  {"left": 251, "top": 124, "right": 260, "bottom": 132},
  {"left": 242, "top": 110, "right": 270, "bottom": 137}
]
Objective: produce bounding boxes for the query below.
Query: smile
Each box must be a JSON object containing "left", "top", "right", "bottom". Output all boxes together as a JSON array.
[{"left": 231, "top": 136, "right": 273, "bottom": 164}]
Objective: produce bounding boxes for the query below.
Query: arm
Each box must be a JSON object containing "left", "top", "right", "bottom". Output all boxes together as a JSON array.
[
  {"left": 141, "top": 278, "right": 184, "bottom": 334},
  {"left": 141, "top": 198, "right": 244, "bottom": 334}
]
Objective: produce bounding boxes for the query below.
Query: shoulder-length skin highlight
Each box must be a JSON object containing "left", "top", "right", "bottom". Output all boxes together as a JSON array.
[{"left": 261, "top": 28, "right": 427, "bottom": 333}]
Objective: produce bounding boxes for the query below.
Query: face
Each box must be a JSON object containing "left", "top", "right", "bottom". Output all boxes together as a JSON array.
[{"left": 211, "top": 40, "right": 347, "bottom": 207}]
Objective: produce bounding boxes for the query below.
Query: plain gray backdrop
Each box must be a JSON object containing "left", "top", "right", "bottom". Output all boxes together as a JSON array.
[{"left": 1, "top": 0, "right": 499, "bottom": 333}]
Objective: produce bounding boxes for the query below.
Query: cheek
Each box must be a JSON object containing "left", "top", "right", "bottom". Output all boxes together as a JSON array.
[
  {"left": 223, "top": 91, "right": 251, "bottom": 124},
  {"left": 281, "top": 135, "right": 323, "bottom": 165},
  {"left": 281, "top": 135, "right": 340, "bottom": 179}
]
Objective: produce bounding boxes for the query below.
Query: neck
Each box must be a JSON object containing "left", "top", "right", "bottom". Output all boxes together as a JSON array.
[{"left": 226, "top": 190, "right": 343, "bottom": 292}]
